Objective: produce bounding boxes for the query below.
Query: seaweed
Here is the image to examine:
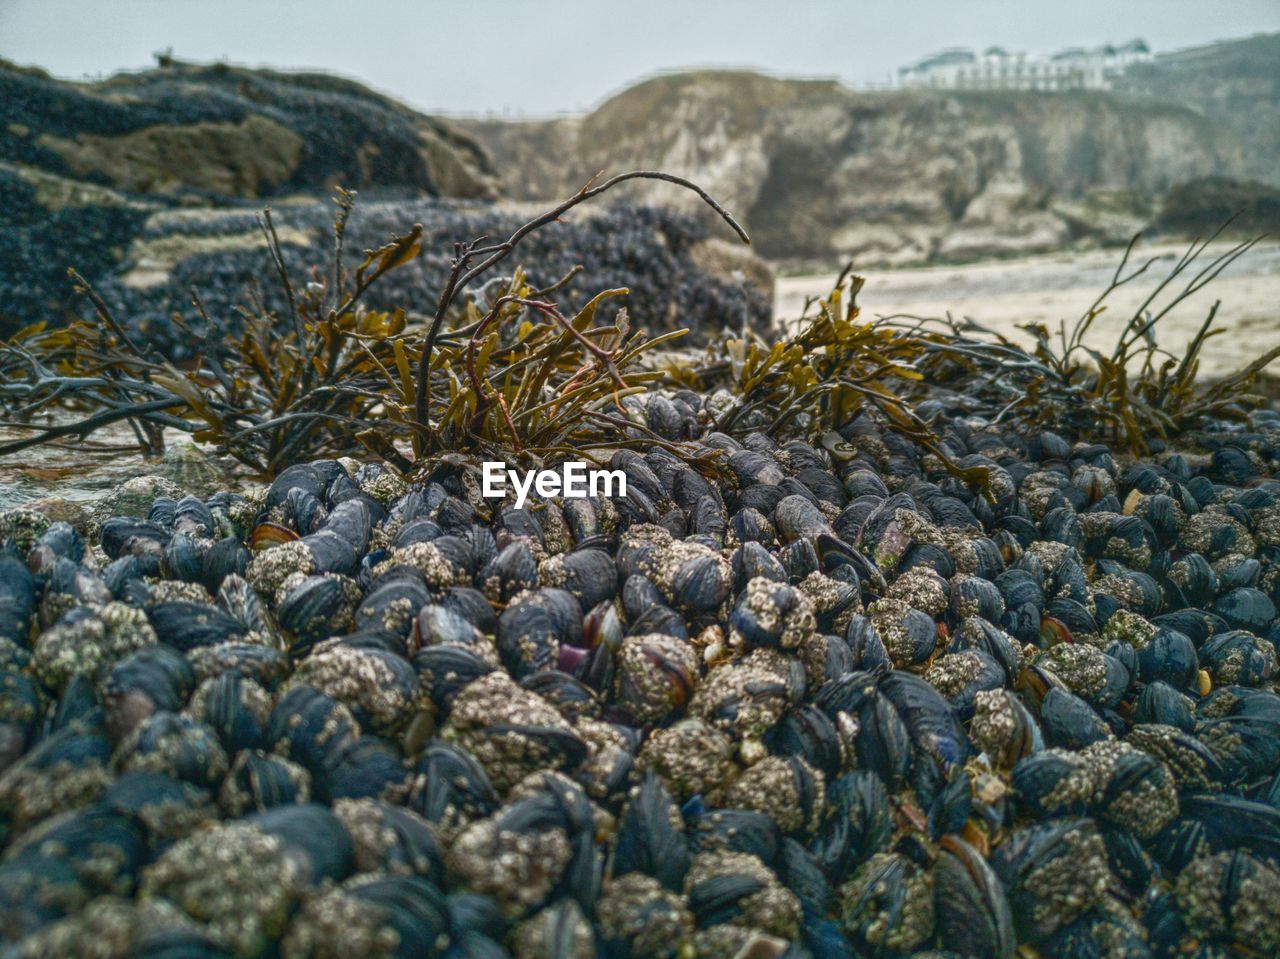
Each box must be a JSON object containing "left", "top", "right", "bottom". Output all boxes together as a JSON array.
[
  {"left": 665, "top": 266, "right": 994, "bottom": 492},
  {"left": 0, "top": 172, "right": 747, "bottom": 476},
  {"left": 3, "top": 179, "right": 1266, "bottom": 491},
  {"left": 882, "top": 225, "right": 1279, "bottom": 452}
]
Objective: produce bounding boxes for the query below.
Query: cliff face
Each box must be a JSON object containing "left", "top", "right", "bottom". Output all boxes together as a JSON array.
[
  {"left": 1113, "top": 33, "right": 1280, "bottom": 187},
  {"left": 463, "top": 35, "right": 1278, "bottom": 266}
]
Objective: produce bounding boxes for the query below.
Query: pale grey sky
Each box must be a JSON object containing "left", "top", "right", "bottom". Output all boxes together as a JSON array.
[{"left": 2, "top": 0, "right": 1277, "bottom": 116}]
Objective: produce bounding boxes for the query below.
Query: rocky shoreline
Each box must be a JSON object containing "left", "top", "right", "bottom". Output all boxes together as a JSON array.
[
  {"left": 1, "top": 381, "right": 1279, "bottom": 956},
  {"left": 2, "top": 41, "right": 1279, "bottom": 959}
]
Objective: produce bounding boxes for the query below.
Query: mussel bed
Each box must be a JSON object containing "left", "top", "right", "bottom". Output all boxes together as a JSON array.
[{"left": 1, "top": 401, "right": 1280, "bottom": 959}]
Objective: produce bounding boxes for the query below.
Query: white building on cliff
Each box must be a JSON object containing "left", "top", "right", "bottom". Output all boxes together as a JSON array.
[{"left": 898, "top": 40, "right": 1150, "bottom": 91}]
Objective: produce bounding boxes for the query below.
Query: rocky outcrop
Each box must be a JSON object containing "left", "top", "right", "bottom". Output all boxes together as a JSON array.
[
  {"left": 1, "top": 58, "right": 499, "bottom": 202},
  {"left": 0, "top": 58, "right": 491, "bottom": 332},
  {"left": 86, "top": 199, "right": 770, "bottom": 357},
  {"left": 462, "top": 35, "right": 1279, "bottom": 267},
  {"left": 1114, "top": 33, "right": 1280, "bottom": 188},
  {"left": 1153, "top": 177, "right": 1280, "bottom": 237},
  {"left": 0, "top": 60, "right": 770, "bottom": 343}
]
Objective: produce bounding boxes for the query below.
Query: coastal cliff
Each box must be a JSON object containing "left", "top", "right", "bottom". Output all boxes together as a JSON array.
[{"left": 461, "top": 34, "right": 1280, "bottom": 266}]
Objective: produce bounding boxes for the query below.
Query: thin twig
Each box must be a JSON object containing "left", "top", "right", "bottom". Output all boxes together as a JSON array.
[{"left": 414, "top": 170, "right": 749, "bottom": 436}]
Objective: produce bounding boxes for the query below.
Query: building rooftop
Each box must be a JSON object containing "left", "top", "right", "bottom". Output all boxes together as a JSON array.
[
  {"left": 897, "top": 39, "right": 1151, "bottom": 90},
  {"left": 902, "top": 48, "right": 977, "bottom": 73}
]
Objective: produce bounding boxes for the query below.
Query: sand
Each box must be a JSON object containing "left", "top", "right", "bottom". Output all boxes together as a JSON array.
[{"left": 774, "top": 240, "right": 1280, "bottom": 379}]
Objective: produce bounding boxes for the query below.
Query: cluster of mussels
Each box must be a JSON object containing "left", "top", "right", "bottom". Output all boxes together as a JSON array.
[{"left": 1, "top": 403, "right": 1279, "bottom": 959}]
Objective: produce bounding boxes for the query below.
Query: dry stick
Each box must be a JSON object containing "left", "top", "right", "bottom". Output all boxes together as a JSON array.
[
  {"left": 69, "top": 270, "right": 164, "bottom": 453},
  {"left": 531, "top": 264, "right": 584, "bottom": 299},
  {"left": 258, "top": 209, "right": 310, "bottom": 393},
  {"left": 413, "top": 170, "right": 750, "bottom": 438},
  {"left": 0, "top": 396, "right": 184, "bottom": 457}
]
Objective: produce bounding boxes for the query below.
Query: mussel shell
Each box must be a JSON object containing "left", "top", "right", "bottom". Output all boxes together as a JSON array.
[
  {"left": 301, "top": 530, "right": 360, "bottom": 577},
  {"left": 497, "top": 588, "right": 582, "bottom": 678},
  {"left": 1201, "top": 630, "right": 1278, "bottom": 686},
  {"left": 480, "top": 542, "right": 538, "bottom": 602},
  {"left": 265, "top": 686, "right": 360, "bottom": 772},
  {"left": 99, "top": 519, "right": 170, "bottom": 561},
  {"left": 935, "top": 834, "right": 1016, "bottom": 959},
  {"left": 1039, "top": 687, "right": 1112, "bottom": 750},
  {"left": 521, "top": 671, "right": 600, "bottom": 722},
  {"left": 220, "top": 750, "right": 310, "bottom": 815},
  {"left": 318, "top": 736, "right": 407, "bottom": 801},
  {"left": 413, "top": 645, "right": 495, "bottom": 715},
  {"left": 116, "top": 710, "right": 228, "bottom": 788},
  {"left": 811, "top": 771, "right": 892, "bottom": 881},
  {"left": 277, "top": 575, "right": 356, "bottom": 646},
  {"left": 245, "top": 802, "right": 354, "bottom": 884},
  {"left": 686, "top": 805, "right": 781, "bottom": 867},
  {"left": 103, "top": 644, "right": 197, "bottom": 740},
  {"left": 669, "top": 554, "right": 732, "bottom": 612},
  {"left": 405, "top": 739, "right": 498, "bottom": 834},
  {"left": 992, "top": 818, "right": 1109, "bottom": 941},
  {"left": 1213, "top": 587, "right": 1277, "bottom": 632},
  {"left": 547, "top": 549, "right": 618, "bottom": 610},
  {"left": 194, "top": 671, "right": 268, "bottom": 753},
  {"left": 0, "top": 555, "right": 37, "bottom": 643},
  {"left": 352, "top": 574, "right": 430, "bottom": 640},
  {"left": 1135, "top": 627, "right": 1199, "bottom": 690},
  {"left": 1135, "top": 681, "right": 1195, "bottom": 731},
  {"left": 148, "top": 602, "right": 245, "bottom": 652},
  {"left": 764, "top": 704, "right": 844, "bottom": 777},
  {"left": 200, "top": 536, "right": 250, "bottom": 594},
  {"left": 411, "top": 603, "right": 482, "bottom": 652}
]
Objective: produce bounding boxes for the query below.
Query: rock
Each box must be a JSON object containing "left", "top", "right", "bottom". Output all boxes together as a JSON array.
[
  {"left": 2, "top": 58, "right": 497, "bottom": 203},
  {"left": 90, "top": 475, "right": 186, "bottom": 530},
  {"left": 1153, "top": 177, "right": 1280, "bottom": 238},
  {"left": 24, "top": 498, "right": 91, "bottom": 534},
  {"left": 1051, "top": 189, "right": 1153, "bottom": 246},
  {"left": 0, "top": 59, "right": 772, "bottom": 347},
  {"left": 83, "top": 199, "right": 771, "bottom": 356},
  {"left": 1, "top": 55, "right": 496, "bottom": 336},
  {"left": 461, "top": 36, "right": 1280, "bottom": 268}
]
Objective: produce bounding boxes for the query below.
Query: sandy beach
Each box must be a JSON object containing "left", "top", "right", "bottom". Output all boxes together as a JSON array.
[{"left": 775, "top": 240, "right": 1280, "bottom": 379}]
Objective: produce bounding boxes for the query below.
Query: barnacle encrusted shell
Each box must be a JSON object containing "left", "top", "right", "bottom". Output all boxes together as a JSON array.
[
  {"left": 637, "top": 718, "right": 738, "bottom": 803},
  {"left": 445, "top": 671, "right": 579, "bottom": 793},
  {"left": 446, "top": 813, "right": 573, "bottom": 919},
  {"left": 32, "top": 603, "right": 157, "bottom": 690},
  {"left": 685, "top": 850, "right": 801, "bottom": 939},
  {"left": 1174, "top": 852, "right": 1280, "bottom": 953},
  {"left": 141, "top": 822, "right": 308, "bottom": 955}
]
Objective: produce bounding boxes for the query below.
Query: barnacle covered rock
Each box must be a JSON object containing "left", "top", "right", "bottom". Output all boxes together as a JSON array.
[
  {"left": 141, "top": 821, "right": 310, "bottom": 956},
  {"left": 31, "top": 603, "right": 156, "bottom": 690}
]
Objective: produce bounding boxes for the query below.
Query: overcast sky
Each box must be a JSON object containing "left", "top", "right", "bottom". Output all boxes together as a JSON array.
[{"left": 2, "top": 0, "right": 1277, "bottom": 116}]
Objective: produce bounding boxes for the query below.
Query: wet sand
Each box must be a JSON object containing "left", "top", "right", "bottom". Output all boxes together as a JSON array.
[{"left": 775, "top": 241, "right": 1280, "bottom": 379}]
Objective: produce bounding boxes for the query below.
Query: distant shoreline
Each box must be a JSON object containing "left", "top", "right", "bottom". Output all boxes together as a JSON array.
[{"left": 775, "top": 240, "right": 1280, "bottom": 379}]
